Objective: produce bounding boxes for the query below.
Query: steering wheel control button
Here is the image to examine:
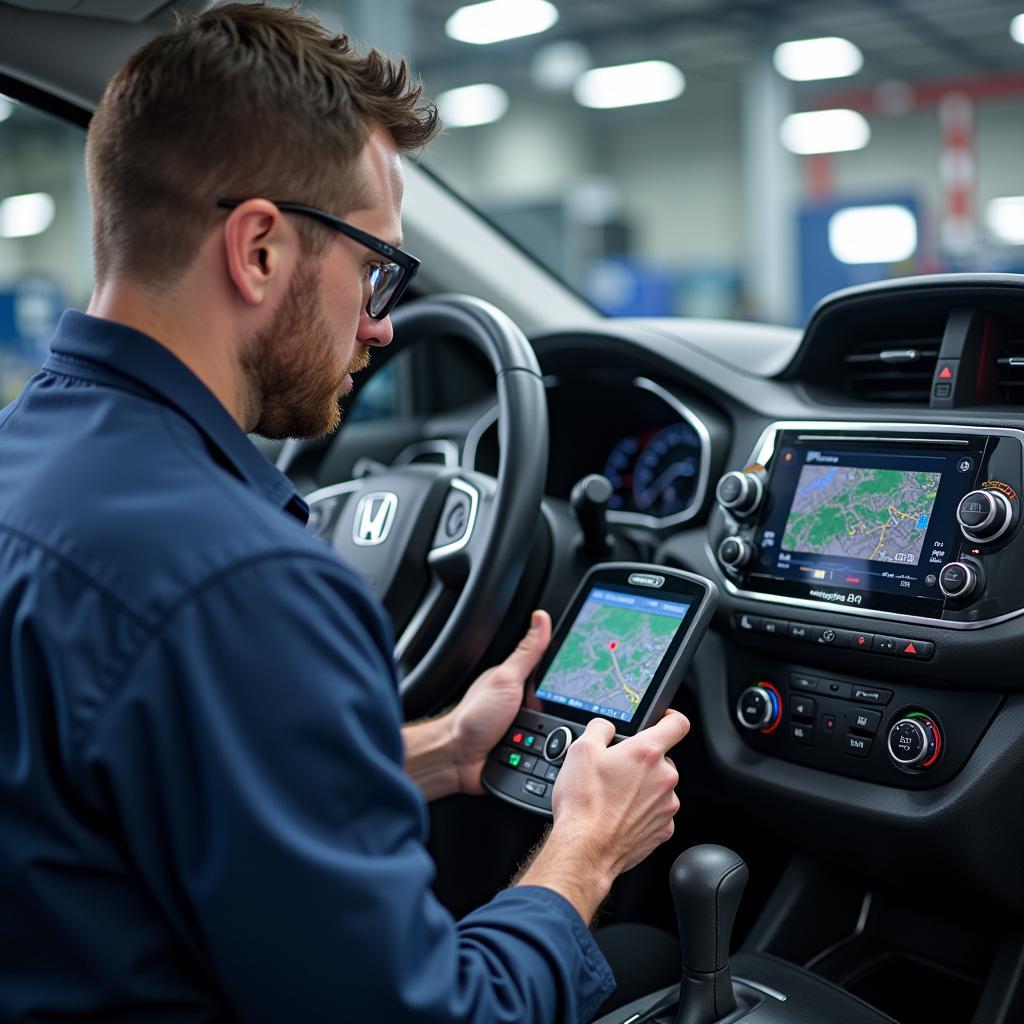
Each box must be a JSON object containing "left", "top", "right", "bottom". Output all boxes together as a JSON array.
[
  {"left": 522, "top": 778, "right": 547, "bottom": 798},
  {"left": 939, "top": 561, "right": 977, "bottom": 600},
  {"left": 717, "top": 536, "right": 752, "bottom": 570},
  {"left": 543, "top": 727, "right": 574, "bottom": 763},
  {"left": 737, "top": 686, "right": 779, "bottom": 731},
  {"left": 715, "top": 470, "right": 764, "bottom": 517},
  {"left": 791, "top": 723, "right": 813, "bottom": 745},
  {"left": 790, "top": 673, "right": 818, "bottom": 691},
  {"left": 843, "top": 734, "right": 872, "bottom": 758},
  {"left": 433, "top": 489, "right": 473, "bottom": 548},
  {"left": 844, "top": 708, "right": 882, "bottom": 735},
  {"left": 956, "top": 488, "right": 1013, "bottom": 543},
  {"left": 790, "top": 697, "right": 816, "bottom": 720},
  {"left": 851, "top": 686, "right": 893, "bottom": 705},
  {"left": 849, "top": 630, "right": 874, "bottom": 651}
]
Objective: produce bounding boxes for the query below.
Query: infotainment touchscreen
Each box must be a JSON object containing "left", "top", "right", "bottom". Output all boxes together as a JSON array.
[
  {"left": 746, "top": 435, "right": 986, "bottom": 614},
  {"left": 535, "top": 586, "right": 691, "bottom": 724}
]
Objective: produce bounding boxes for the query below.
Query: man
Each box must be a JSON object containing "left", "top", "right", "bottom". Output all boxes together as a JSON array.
[{"left": 0, "top": 5, "right": 689, "bottom": 1021}]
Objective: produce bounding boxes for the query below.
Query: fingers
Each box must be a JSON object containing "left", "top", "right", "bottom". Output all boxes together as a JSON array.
[
  {"left": 581, "top": 717, "right": 616, "bottom": 747},
  {"left": 642, "top": 709, "right": 691, "bottom": 754},
  {"left": 502, "top": 610, "right": 552, "bottom": 679}
]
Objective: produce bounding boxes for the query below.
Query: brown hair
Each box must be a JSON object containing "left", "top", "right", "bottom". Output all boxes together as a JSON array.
[{"left": 85, "top": 2, "right": 440, "bottom": 285}]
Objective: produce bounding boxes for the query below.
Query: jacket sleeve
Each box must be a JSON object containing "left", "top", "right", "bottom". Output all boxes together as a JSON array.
[{"left": 78, "top": 552, "right": 615, "bottom": 1024}]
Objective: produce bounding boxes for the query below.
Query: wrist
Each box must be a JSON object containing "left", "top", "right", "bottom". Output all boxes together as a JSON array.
[{"left": 402, "top": 712, "right": 461, "bottom": 801}]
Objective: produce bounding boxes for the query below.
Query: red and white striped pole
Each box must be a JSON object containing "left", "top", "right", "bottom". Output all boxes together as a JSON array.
[{"left": 938, "top": 92, "right": 976, "bottom": 257}]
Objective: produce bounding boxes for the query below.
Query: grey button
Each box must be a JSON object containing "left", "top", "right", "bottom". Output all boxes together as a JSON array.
[
  {"left": 843, "top": 734, "right": 872, "bottom": 757},
  {"left": 523, "top": 778, "right": 548, "bottom": 797}
]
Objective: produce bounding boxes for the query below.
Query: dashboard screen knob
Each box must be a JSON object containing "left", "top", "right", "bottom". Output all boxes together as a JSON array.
[
  {"left": 887, "top": 715, "right": 940, "bottom": 768},
  {"left": 956, "top": 489, "right": 1013, "bottom": 543},
  {"left": 717, "top": 536, "right": 753, "bottom": 569},
  {"left": 736, "top": 685, "right": 779, "bottom": 731},
  {"left": 938, "top": 560, "right": 978, "bottom": 600},
  {"left": 715, "top": 471, "right": 764, "bottom": 518}
]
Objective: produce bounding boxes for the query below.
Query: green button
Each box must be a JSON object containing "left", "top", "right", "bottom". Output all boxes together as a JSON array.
[{"left": 508, "top": 753, "right": 522, "bottom": 767}]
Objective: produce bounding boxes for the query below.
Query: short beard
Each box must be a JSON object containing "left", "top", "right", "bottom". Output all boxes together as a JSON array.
[{"left": 242, "top": 256, "right": 345, "bottom": 440}]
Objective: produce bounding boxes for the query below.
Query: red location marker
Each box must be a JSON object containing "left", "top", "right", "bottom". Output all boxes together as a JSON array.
[{"left": 609, "top": 641, "right": 617, "bottom": 650}]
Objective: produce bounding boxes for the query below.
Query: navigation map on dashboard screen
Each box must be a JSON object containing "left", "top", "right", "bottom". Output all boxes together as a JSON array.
[
  {"left": 535, "top": 588, "right": 690, "bottom": 722},
  {"left": 781, "top": 465, "right": 941, "bottom": 566}
]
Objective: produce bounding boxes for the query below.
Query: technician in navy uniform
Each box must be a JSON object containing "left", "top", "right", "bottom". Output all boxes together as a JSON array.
[{"left": 0, "top": 5, "right": 688, "bottom": 1021}]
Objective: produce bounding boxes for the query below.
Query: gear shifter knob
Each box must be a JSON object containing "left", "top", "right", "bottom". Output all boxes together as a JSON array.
[
  {"left": 670, "top": 845, "right": 748, "bottom": 1024},
  {"left": 570, "top": 473, "right": 613, "bottom": 559}
]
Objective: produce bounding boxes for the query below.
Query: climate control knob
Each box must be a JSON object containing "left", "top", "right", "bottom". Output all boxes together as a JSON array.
[
  {"left": 956, "top": 488, "right": 1013, "bottom": 543},
  {"left": 887, "top": 714, "right": 942, "bottom": 769},
  {"left": 736, "top": 684, "right": 781, "bottom": 732},
  {"left": 717, "top": 536, "right": 753, "bottom": 570},
  {"left": 715, "top": 470, "right": 764, "bottom": 518}
]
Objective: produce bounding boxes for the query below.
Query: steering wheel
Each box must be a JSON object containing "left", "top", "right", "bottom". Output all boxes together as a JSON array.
[{"left": 303, "top": 295, "right": 549, "bottom": 717}]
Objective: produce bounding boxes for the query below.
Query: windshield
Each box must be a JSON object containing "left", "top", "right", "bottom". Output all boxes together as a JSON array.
[{"left": 382, "top": 0, "right": 1023, "bottom": 326}]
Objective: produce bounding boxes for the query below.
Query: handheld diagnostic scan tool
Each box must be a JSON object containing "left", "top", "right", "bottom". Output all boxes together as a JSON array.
[{"left": 483, "top": 562, "right": 718, "bottom": 815}]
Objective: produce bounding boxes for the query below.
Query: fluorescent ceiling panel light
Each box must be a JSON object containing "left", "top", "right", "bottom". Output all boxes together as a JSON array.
[
  {"left": 773, "top": 36, "right": 863, "bottom": 81},
  {"left": 1012, "top": 14, "right": 1024, "bottom": 45},
  {"left": 437, "top": 83, "right": 509, "bottom": 128},
  {"left": 574, "top": 60, "right": 685, "bottom": 109},
  {"left": 0, "top": 96, "right": 12, "bottom": 124},
  {"left": 780, "top": 109, "right": 870, "bottom": 154},
  {"left": 0, "top": 192, "right": 55, "bottom": 238},
  {"left": 986, "top": 196, "right": 1024, "bottom": 244},
  {"left": 446, "top": 0, "right": 558, "bottom": 45},
  {"left": 828, "top": 205, "right": 917, "bottom": 264}
]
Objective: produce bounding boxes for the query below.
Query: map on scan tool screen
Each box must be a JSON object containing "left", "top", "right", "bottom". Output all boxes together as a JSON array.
[
  {"left": 536, "top": 589, "right": 688, "bottom": 722},
  {"left": 782, "top": 465, "right": 940, "bottom": 566}
]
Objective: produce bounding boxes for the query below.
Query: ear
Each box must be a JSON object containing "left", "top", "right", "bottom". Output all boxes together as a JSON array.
[{"left": 221, "top": 199, "right": 299, "bottom": 306}]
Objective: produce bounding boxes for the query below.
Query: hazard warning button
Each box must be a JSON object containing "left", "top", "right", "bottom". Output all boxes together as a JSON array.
[
  {"left": 894, "top": 637, "right": 935, "bottom": 660},
  {"left": 931, "top": 359, "right": 959, "bottom": 403}
]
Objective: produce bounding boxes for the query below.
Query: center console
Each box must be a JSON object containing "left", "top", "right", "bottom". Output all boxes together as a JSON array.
[{"left": 707, "top": 421, "right": 1023, "bottom": 790}]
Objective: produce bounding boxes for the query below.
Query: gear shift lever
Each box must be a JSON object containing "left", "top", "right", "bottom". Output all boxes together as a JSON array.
[{"left": 670, "top": 845, "right": 749, "bottom": 1024}]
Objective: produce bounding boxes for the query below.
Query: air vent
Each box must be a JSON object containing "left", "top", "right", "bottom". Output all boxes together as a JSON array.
[
  {"left": 995, "top": 339, "right": 1024, "bottom": 406},
  {"left": 842, "top": 339, "right": 939, "bottom": 403}
]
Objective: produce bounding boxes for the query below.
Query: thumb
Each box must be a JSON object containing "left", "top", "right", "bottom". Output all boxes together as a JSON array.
[{"left": 502, "top": 610, "right": 552, "bottom": 680}]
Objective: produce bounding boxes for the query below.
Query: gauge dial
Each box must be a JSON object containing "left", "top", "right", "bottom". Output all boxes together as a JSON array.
[
  {"left": 602, "top": 436, "right": 640, "bottom": 510},
  {"left": 633, "top": 423, "right": 702, "bottom": 518}
]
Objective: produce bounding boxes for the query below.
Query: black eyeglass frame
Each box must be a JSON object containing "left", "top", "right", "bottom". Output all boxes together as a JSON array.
[{"left": 217, "top": 198, "right": 420, "bottom": 320}]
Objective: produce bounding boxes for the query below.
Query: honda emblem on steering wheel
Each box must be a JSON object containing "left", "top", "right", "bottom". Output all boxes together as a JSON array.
[{"left": 353, "top": 492, "right": 398, "bottom": 546}]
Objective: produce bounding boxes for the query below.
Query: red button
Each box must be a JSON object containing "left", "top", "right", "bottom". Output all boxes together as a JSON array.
[
  {"left": 512, "top": 731, "right": 524, "bottom": 745},
  {"left": 938, "top": 365, "right": 953, "bottom": 379}
]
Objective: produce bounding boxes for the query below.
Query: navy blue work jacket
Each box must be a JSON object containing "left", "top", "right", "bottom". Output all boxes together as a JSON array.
[{"left": 0, "top": 310, "right": 614, "bottom": 1022}]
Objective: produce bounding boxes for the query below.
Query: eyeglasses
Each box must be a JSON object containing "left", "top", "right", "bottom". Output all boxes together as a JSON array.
[{"left": 217, "top": 198, "right": 420, "bottom": 320}]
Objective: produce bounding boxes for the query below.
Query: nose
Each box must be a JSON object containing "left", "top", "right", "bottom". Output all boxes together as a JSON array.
[{"left": 357, "top": 307, "right": 393, "bottom": 348}]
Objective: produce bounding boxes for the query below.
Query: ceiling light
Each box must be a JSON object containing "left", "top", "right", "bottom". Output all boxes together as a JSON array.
[
  {"left": 1012, "top": 14, "right": 1024, "bottom": 45},
  {"left": 437, "top": 83, "right": 509, "bottom": 128},
  {"left": 773, "top": 36, "right": 863, "bottom": 81},
  {"left": 986, "top": 196, "right": 1024, "bottom": 244},
  {"left": 0, "top": 97, "right": 12, "bottom": 124},
  {"left": 574, "top": 60, "right": 685, "bottom": 110},
  {"left": 531, "top": 40, "right": 590, "bottom": 91},
  {"left": 780, "top": 109, "right": 870, "bottom": 154},
  {"left": 829, "top": 205, "right": 917, "bottom": 264},
  {"left": 0, "top": 193, "right": 55, "bottom": 239},
  {"left": 446, "top": 0, "right": 558, "bottom": 45}
]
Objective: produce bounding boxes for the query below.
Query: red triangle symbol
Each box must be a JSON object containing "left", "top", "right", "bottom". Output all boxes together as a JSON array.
[
  {"left": 904, "top": 642, "right": 918, "bottom": 655},
  {"left": 939, "top": 366, "right": 952, "bottom": 379}
]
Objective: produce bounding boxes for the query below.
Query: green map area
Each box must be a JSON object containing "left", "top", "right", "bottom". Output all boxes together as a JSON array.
[
  {"left": 537, "top": 600, "right": 681, "bottom": 717},
  {"left": 782, "top": 465, "right": 940, "bottom": 565}
]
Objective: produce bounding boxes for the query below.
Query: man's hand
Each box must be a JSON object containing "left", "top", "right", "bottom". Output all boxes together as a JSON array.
[
  {"left": 449, "top": 610, "right": 552, "bottom": 794},
  {"left": 402, "top": 611, "right": 551, "bottom": 801},
  {"left": 516, "top": 709, "right": 690, "bottom": 924}
]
